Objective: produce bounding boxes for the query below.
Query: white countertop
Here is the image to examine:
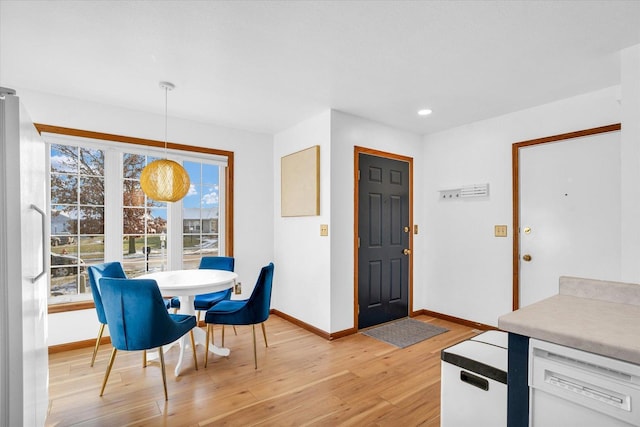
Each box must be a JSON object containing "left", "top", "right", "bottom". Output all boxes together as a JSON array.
[{"left": 498, "top": 276, "right": 640, "bottom": 365}]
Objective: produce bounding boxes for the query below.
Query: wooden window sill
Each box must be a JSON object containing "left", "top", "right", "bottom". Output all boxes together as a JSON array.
[{"left": 48, "top": 301, "right": 95, "bottom": 314}]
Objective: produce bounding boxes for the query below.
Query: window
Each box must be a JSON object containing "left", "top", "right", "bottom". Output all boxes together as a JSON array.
[
  {"left": 122, "top": 153, "right": 168, "bottom": 277},
  {"left": 50, "top": 144, "right": 105, "bottom": 298},
  {"left": 41, "top": 125, "right": 234, "bottom": 307},
  {"left": 182, "top": 161, "right": 223, "bottom": 269}
]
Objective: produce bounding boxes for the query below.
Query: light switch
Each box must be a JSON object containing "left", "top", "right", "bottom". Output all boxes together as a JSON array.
[
  {"left": 320, "top": 224, "right": 329, "bottom": 236},
  {"left": 494, "top": 225, "right": 508, "bottom": 237}
]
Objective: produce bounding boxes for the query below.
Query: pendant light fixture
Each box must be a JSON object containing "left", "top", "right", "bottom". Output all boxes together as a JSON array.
[{"left": 140, "top": 81, "right": 190, "bottom": 202}]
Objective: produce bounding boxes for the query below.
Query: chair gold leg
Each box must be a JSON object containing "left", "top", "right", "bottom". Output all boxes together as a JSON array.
[
  {"left": 204, "top": 324, "right": 210, "bottom": 368},
  {"left": 100, "top": 347, "right": 117, "bottom": 396},
  {"left": 190, "top": 330, "right": 198, "bottom": 371},
  {"left": 91, "top": 323, "right": 105, "bottom": 367},
  {"left": 233, "top": 325, "right": 237, "bottom": 335},
  {"left": 142, "top": 350, "right": 147, "bottom": 367},
  {"left": 197, "top": 311, "right": 201, "bottom": 323},
  {"left": 222, "top": 325, "right": 225, "bottom": 347},
  {"left": 159, "top": 346, "right": 168, "bottom": 401},
  {"left": 261, "top": 322, "right": 268, "bottom": 348},
  {"left": 252, "top": 324, "right": 258, "bottom": 369}
]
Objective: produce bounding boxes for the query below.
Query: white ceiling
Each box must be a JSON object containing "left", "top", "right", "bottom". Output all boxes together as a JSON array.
[{"left": 1, "top": 1, "right": 639, "bottom": 135}]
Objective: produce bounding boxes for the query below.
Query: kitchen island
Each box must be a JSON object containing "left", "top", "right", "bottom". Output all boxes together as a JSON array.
[
  {"left": 498, "top": 276, "right": 640, "bottom": 427},
  {"left": 499, "top": 276, "right": 640, "bottom": 364}
]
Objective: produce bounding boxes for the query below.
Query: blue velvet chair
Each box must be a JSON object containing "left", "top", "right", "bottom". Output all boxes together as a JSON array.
[
  {"left": 87, "top": 262, "right": 127, "bottom": 367},
  {"left": 204, "top": 262, "right": 274, "bottom": 369},
  {"left": 167, "top": 296, "right": 181, "bottom": 312},
  {"left": 194, "top": 256, "right": 235, "bottom": 322},
  {"left": 87, "top": 262, "right": 177, "bottom": 366},
  {"left": 98, "top": 277, "right": 198, "bottom": 400}
]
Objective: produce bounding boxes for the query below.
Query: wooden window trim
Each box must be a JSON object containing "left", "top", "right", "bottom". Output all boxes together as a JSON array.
[
  {"left": 48, "top": 301, "right": 95, "bottom": 314},
  {"left": 36, "top": 124, "right": 234, "bottom": 314}
]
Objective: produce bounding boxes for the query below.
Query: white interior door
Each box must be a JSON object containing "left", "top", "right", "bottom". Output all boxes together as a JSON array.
[{"left": 519, "top": 130, "right": 621, "bottom": 307}]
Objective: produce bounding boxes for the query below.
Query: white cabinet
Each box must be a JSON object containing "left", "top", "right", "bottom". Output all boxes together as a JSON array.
[{"left": 529, "top": 339, "right": 640, "bottom": 427}]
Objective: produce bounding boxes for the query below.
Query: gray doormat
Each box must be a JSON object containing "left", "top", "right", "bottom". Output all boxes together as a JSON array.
[{"left": 362, "top": 318, "right": 449, "bottom": 348}]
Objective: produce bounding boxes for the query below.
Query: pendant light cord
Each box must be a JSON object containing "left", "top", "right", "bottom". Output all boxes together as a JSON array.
[
  {"left": 159, "top": 81, "right": 175, "bottom": 158},
  {"left": 141, "top": 81, "right": 189, "bottom": 203},
  {"left": 164, "top": 85, "right": 168, "bottom": 158}
]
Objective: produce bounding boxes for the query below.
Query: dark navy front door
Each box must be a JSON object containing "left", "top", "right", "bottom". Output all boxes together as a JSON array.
[{"left": 357, "top": 153, "right": 410, "bottom": 329}]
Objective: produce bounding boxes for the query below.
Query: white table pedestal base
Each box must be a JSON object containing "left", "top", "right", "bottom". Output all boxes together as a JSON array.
[
  {"left": 147, "top": 296, "right": 231, "bottom": 376},
  {"left": 137, "top": 269, "right": 237, "bottom": 376}
]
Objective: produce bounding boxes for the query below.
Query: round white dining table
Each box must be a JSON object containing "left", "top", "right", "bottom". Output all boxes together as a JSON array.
[{"left": 138, "top": 269, "right": 238, "bottom": 376}]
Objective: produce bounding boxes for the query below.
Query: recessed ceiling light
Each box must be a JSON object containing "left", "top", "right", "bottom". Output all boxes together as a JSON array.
[{"left": 418, "top": 109, "right": 432, "bottom": 116}]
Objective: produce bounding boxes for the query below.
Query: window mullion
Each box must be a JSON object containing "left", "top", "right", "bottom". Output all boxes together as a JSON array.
[
  {"left": 168, "top": 192, "right": 183, "bottom": 270},
  {"left": 218, "top": 167, "right": 226, "bottom": 256},
  {"left": 104, "top": 149, "right": 122, "bottom": 262}
]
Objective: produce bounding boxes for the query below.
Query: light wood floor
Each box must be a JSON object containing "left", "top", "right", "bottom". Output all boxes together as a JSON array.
[{"left": 45, "top": 314, "right": 479, "bottom": 426}]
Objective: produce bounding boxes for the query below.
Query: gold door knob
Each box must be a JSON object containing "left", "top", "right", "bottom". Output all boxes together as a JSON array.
[
  {"left": 522, "top": 254, "right": 532, "bottom": 262},
  {"left": 403, "top": 249, "right": 411, "bottom": 255}
]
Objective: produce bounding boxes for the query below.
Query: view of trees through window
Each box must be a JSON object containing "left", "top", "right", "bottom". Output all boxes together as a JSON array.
[
  {"left": 49, "top": 140, "right": 223, "bottom": 304},
  {"left": 50, "top": 144, "right": 105, "bottom": 298},
  {"left": 122, "top": 153, "right": 168, "bottom": 276}
]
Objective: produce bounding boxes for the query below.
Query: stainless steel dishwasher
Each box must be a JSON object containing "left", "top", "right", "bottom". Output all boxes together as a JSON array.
[{"left": 529, "top": 338, "right": 640, "bottom": 427}]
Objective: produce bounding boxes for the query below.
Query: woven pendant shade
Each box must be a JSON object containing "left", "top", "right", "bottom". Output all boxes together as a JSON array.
[{"left": 140, "top": 159, "right": 190, "bottom": 202}]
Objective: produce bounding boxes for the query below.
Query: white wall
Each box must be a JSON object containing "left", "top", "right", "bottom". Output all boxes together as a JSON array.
[
  {"left": 273, "top": 111, "right": 332, "bottom": 331},
  {"left": 273, "top": 110, "right": 422, "bottom": 334},
  {"left": 620, "top": 44, "right": 640, "bottom": 282},
  {"left": 421, "top": 86, "right": 622, "bottom": 327},
  {"left": 17, "top": 89, "right": 274, "bottom": 345},
  {"left": 330, "top": 111, "right": 423, "bottom": 332}
]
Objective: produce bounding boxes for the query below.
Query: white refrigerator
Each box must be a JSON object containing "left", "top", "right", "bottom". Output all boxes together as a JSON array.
[{"left": 0, "top": 88, "right": 49, "bottom": 426}]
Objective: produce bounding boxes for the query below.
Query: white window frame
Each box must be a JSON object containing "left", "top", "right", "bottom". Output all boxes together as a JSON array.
[{"left": 41, "top": 127, "right": 232, "bottom": 308}]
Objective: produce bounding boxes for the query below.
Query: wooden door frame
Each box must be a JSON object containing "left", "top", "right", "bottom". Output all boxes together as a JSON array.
[
  {"left": 511, "top": 123, "right": 621, "bottom": 310},
  {"left": 354, "top": 146, "right": 414, "bottom": 330}
]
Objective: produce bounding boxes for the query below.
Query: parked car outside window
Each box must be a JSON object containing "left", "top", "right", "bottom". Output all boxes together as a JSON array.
[
  {"left": 51, "top": 253, "right": 85, "bottom": 277},
  {"left": 51, "top": 233, "right": 75, "bottom": 246}
]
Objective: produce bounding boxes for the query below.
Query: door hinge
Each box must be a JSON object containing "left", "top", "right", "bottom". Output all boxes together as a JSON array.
[
  {"left": 358, "top": 169, "right": 360, "bottom": 181},
  {"left": 358, "top": 237, "right": 360, "bottom": 248}
]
